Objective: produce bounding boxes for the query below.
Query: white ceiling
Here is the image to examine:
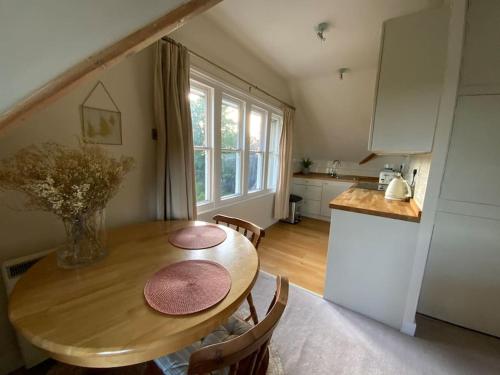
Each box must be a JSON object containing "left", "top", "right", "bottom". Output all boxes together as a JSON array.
[
  {"left": 207, "top": 0, "right": 443, "bottom": 80},
  {"left": 206, "top": 0, "right": 446, "bottom": 161}
]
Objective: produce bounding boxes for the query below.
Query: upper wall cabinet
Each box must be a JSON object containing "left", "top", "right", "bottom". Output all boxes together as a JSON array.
[{"left": 369, "top": 8, "right": 449, "bottom": 154}]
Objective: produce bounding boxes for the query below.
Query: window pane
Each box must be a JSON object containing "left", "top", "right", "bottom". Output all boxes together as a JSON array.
[
  {"left": 267, "top": 115, "right": 282, "bottom": 190},
  {"left": 267, "top": 154, "right": 279, "bottom": 189},
  {"left": 249, "top": 111, "right": 264, "bottom": 151},
  {"left": 221, "top": 151, "right": 240, "bottom": 197},
  {"left": 190, "top": 89, "right": 207, "bottom": 147},
  {"left": 221, "top": 100, "right": 240, "bottom": 149},
  {"left": 269, "top": 117, "right": 282, "bottom": 153},
  {"left": 248, "top": 152, "right": 263, "bottom": 191},
  {"left": 194, "top": 149, "right": 208, "bottom": 202}
]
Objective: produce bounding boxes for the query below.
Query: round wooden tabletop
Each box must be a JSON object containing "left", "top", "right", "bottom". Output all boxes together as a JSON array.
[{"left": 8, "top": 220, "right": 259, "bottom": 368}]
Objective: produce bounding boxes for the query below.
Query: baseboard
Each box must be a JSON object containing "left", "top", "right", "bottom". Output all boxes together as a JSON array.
[
  {"left": 400, "top": 320, "right": 417, "bottom": 336},
  {"left": 301, "top": 213, "right": 330, "bottom": 222}
]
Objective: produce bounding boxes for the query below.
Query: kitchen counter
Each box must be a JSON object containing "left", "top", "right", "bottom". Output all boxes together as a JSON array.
[
  {"left": 329, "top": 187, "right": 421, "bottom": 223},
  {"left": 293, "top": 172, "right": 379, "bottom": 183}
]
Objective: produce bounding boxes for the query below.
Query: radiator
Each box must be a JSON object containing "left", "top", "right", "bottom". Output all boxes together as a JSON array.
[{"left": 1, "top": 250, "right": 53, "bottom": 368}]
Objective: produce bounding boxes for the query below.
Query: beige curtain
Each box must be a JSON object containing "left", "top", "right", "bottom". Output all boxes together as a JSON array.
[
  {"left": 154, "top": 40, "right": 196, "bottom": 220},
  {"left": 274, "top": 106, "right": 295, "bottom": 220}
]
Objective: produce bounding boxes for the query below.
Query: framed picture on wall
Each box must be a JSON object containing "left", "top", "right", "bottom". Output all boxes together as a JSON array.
[
  {"left": 82, "top": 107, "right": 122, "bottom": 145},
  {"left": 81, "top": 81, "right": 123, "bottom": 145}
]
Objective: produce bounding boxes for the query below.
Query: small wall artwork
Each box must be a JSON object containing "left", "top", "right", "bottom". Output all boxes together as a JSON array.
[{"left": 81, "top": 81, "right": 122, "bottom": 145}]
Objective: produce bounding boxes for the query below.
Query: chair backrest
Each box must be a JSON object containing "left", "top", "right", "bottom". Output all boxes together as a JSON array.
[
  {"left": 187, "top": 276, "right": 289, "bottom": 375},
  {"left": 212, "top": 214, "right": 265, "bottom": 249}
]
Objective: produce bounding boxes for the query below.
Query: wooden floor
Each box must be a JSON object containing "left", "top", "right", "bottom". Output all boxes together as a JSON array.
[{"left": 259, "top": 217, "right": 330, "bottom": 295}]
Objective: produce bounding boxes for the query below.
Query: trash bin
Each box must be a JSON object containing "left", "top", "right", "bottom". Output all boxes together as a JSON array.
[{"left": 283, "top": 194, "right": 302, "bottom": 224}]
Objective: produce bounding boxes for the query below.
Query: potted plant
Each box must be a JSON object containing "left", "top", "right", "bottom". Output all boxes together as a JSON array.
[
  {"left": 0, "top": 142, "right": 134, "bottom": 268},
  {"left": 301, "top": 157, "right": 313, "bottom": 175}
]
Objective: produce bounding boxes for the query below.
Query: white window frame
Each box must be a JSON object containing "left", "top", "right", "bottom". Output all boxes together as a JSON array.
[
  {"left": 247, "top": 105, "right": 268, "bottom": 194},
  {"left": 190, "top": 68, "right": 283, "bottom": 214},
  {"left": 190, "top": 80, "right": 214, "bottom": 207},
  {"left": 267, "top": 114, "right": 283, "bottom": 191},
  {"left": 219, "top": 94, "right": 245, "bottom": 201}
]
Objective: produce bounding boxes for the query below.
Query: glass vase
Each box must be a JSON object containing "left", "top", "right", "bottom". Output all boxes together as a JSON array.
[{"left": 57, "top": 210, "right": 107, "bottom": 269}]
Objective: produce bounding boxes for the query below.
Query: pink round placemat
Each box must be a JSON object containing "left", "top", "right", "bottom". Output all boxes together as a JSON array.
[
  {"left": 168, "top": 224, "right": 227, "bottom": 249},
  {"left": 144, "top": 260, "right": 232, "bottom": 315}
]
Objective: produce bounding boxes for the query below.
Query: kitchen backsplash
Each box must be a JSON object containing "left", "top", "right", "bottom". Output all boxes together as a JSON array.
[
  {"left": 293, "top": 155, "right": 408, "bottom": 177},
  {"left": 406, "top": 153, "right": 432, "bottom": 209}
]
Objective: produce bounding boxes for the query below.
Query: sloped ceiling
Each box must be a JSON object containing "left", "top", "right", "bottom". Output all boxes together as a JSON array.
[{"left": 206, "top": 0, "right": 444, "bottom": 160}]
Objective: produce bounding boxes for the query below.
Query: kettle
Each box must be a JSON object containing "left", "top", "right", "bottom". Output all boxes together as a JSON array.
[{"left": 384, "top": 174, "right": 412, "bottom": 201}]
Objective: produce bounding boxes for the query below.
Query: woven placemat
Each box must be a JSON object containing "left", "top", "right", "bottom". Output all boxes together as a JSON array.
[
  {"left": 168, "top": 224, "right": 227, "bottom": 249},
  {"left": 144, "top": 260, "right": 231, "bottom": 315}
]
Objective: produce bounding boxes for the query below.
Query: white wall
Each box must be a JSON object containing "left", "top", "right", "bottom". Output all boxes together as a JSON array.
[
  {"left": 407, "top": 154, "right": 432, "bottom": 209},
  {"left": 291, "top": 68, "right": 379, "bottom": 162},
  {"left": 0, "top": 0, "right": 186, "bottom": 115},
  {"left": 198, "top": 194, "right": 277, "bottom": 230},
  {"left": 0, "top": 46, "right": 156, "bottom": 374},
  {"left": 170, "top": 14, "right": 293, "bottom": 107}
]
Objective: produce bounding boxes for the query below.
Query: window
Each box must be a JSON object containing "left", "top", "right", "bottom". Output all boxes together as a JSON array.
[
  {"left": 220, "top": 97, "right": 243, "bottom": 199},
  {"left": 189, "top": 83, "right": 212, "bottom": 204},
  {"left": 267, "top": 115, "right": 282, "bottom": 190},
  {"left": 248, "top": 107, "right": 267, "bottom": 192},
  {"left": 189, "top": 70, "right": 282, "bottom": 210}
]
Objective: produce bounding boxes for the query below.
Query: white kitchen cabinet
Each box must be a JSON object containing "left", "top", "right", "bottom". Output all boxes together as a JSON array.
[
  {"left": 292, "top": 178, "right": 322, "bottom": 216},
  {"left": 320, "top": 181, "right": 353, "bottom": 217},
  {"left": 440, "top": 95, "right": 500, "bottom": 206},
  {"left": 369, "top": 8, "right": 449, "bottom": 154},
  {"left": 292, "top": 178, "right": 353, "bottom": 220},
  {"left": 417, "top": 0, "right": 500, "bottom": 337},
  {"left": 460, "top": 0, "right": 500, "bottom": 92},
  {"left": 303, "top": 200, "right": 321, "bottom": 216},
  {"left": 324, "top": 209, "right": 419, "bottom": 332},
  {"left": 419, "top": 212, "right": 500, "bottom": 337}
]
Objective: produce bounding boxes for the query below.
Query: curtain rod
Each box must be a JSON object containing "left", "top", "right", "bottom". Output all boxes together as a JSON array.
[{"left": 161, "top": 37, "right": 295, "bottom": 111}]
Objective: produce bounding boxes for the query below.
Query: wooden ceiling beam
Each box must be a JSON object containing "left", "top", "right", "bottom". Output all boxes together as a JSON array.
[{"left": 0, "top": 0, "right": 222, "bottom": 133}]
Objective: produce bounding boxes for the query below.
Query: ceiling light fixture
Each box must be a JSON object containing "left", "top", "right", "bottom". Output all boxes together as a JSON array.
[{"left": 315, "top": 22, "right": 330, "bottom": 42}]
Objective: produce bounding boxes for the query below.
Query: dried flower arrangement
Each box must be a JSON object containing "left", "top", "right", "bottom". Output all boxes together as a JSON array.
[{"left": 0, "top": 142, "right": 134, "bottom": 268}]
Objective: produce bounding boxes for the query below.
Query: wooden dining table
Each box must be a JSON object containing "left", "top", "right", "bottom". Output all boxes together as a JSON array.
[{"left": 8, "top": 220, "right": 259, "bottom": 368}]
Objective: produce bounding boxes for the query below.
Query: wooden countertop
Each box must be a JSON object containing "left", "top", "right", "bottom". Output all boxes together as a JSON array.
[
  {"left": 293, "top": 172, "right": 379, "bottom": 183},
  {"left": 329, "top": 187, "right": 421, "bottom": 223}
]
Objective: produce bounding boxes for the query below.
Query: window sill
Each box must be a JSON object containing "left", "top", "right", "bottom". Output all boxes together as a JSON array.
[{"left": 197, "top": 190, "right": 276, "bottom": 216}]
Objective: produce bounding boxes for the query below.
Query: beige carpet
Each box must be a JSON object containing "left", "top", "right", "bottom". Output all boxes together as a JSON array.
[{"left": 248, "top": 272, "right": 500, "bottom": 375}]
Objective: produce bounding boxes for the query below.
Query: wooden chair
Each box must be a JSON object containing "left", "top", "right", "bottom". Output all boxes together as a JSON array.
[
  {"left": 189, "top": 276, "right": 288, "bottom": 375},
  {"left": 213, "top": 214, "right": 265, "bottom": 249},
  {"left": 151, "top": 276, "right": 289, "bottom": 375},
  {"left": 212, "top": 214, "right": 265, "bottom": 325}
]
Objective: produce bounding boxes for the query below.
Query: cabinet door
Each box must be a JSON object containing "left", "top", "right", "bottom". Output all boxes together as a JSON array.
[
  {"left": 460, "top": 0, "right": 500, "bottom": 90},
  {"left": 440, "top": 95, "right": 500, "bottom": 206},
  {"left": 320, "top": 182, "right": 353, "bottom": 217},
  {"left": 418, "top": 212, "right": 500, "bottom": 337},
  {"left": 369, "top": 8, "right": 449, "bottom": 153},
  {"left": 303, "top": 200, "right": 321, "bottom": 215},
  {"left": 303, "top": 185, "right": 322, "bottom": 201},
  {"left": 291, "top": 183, "right": 305, "bottom": 197}
]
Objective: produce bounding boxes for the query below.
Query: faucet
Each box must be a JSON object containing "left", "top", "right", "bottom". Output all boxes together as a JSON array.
[{"left": 330, "top": 160, "right": 341, "bottom": 177}]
